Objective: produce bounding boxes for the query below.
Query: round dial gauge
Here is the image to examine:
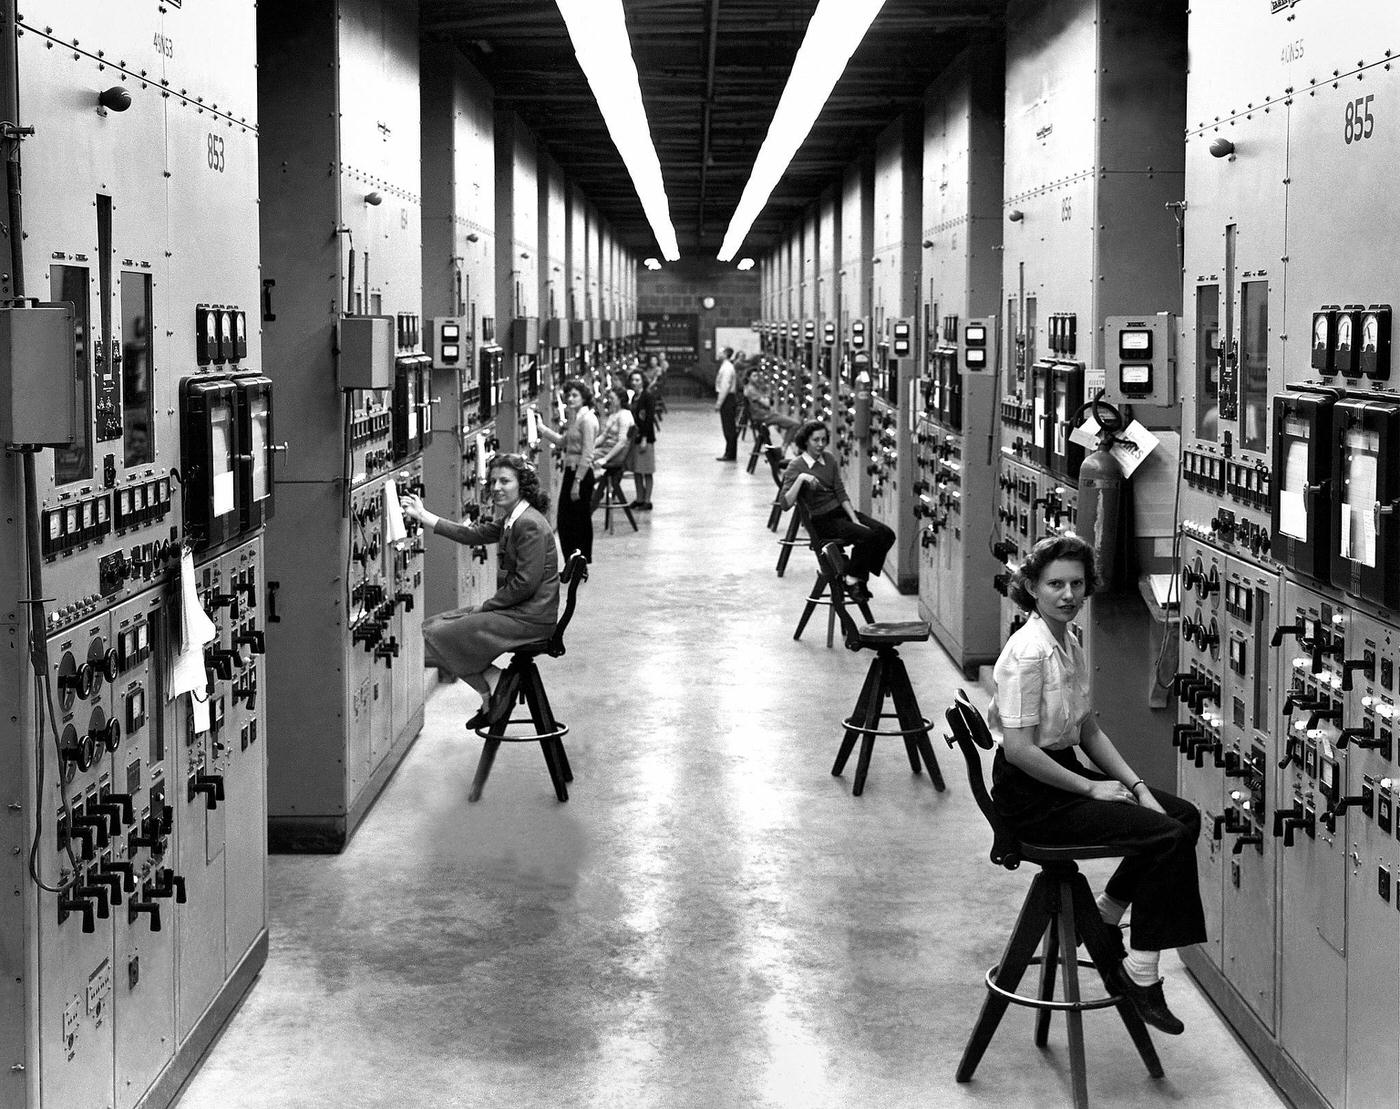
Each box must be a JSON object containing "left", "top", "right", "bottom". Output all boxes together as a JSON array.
[
  {"left": 1314, "top": 315, "right": 1329, "bottom": 349},
  {"left": 1364, "top": 314, "right": 1379, "bottom": 351},
  {"left": 1337, "top": 315, "right": 1353, "bottom": 349}
]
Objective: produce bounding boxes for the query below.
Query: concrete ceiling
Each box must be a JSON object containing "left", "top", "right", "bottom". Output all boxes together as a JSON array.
[{"left": 419, "top": 0, "right": 1003, "bottom": 260}]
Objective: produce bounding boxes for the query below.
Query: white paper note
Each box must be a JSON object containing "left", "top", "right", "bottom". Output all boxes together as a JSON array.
[
  {"left": 475, "top": 433, "right": 488, "bottom": 485},
  {"left": 169, "top": 550, "right": 217, "bottom": 703},
  {"left": 1341, "top": 437, "right": 1378, "bottom": 566},
  {"left": 527, "top": 407, "right": 540, "bottom": 448},
  {"left": 189, "top": 691, "right": 211, "bottom": 736},
  {"left": 1279, "top": 441, "right": 1309, "bottom": 540},
  {"left": 383, "top": 482, "right": 408, "bottom": 545}
]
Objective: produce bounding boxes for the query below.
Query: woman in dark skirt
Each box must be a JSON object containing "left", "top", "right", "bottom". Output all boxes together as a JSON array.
[
  {"left": 989, "top": 534, "right": 1205, "bottom": 1035},
  {"left": 536, "top": 378, "right": 598, "bottom": 562},
  {"left": 626, "top": 368, "right": 657, "bottom": 509},
  {"left": 401, "top": 454, "right": 560, "bottom": 729}
]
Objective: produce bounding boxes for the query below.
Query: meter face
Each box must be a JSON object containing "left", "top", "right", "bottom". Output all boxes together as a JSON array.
[
  {"left": 1364, "top": 314, "right": 1379, "bottom": 352},
  {"left": 1337, "top": 315, "right": 1353, "bottom": 353},
  {"left": 965, "top": 349, "right": 986, "bottom": 368},
  {"left": 48, "top": 513, "right": 61, "bottom": 540},
  {"left": 1122, "top": 365, "right": 1151, "bottom": 386},
  {"left": 1314, "top": 315, "right": 1329, "bottom": 351},
  {"left": 442, "top": 323, "right": 459, "bottom": 342},
  {"left": 1121, "top": 329, "right": 1151, "bottom": 353},
  {"left": 1340, "top": 426, "right": 1379, "bottom": 567},
  {"left": 965, "top": 324, "right": 986, "bottom": 344}
]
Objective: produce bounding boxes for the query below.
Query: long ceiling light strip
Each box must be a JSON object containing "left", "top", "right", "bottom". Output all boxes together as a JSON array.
[
  {"left": 717, "top": 0, "right": 888, "bottom": 261},
  {"left": 556, "top": 0, "right": 680, "bottom": 261}
]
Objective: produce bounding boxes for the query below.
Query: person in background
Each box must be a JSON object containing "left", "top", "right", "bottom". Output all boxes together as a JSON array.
[
  {"left": 627, "top": 368, "right": 657, "bottom": 509},
  {"left": 780, "top": 420, "right": 894, "bottom": 603},
  {"left": 989, "top": 533, "right": 1205, "bottom": 1036},
  {"left": 536, "top": 378, "right": 598, "bottom": 562},
  {"left": 590, "top": 385, "right": 636, "bottom": 510},
  {"left": 743, "top": 366, "right": 802, "bottom": 448},
  {"left": 401, "top": 454, "right": 560, "bottom": 730},
  {"left": 714, "top": 346, "right": 738, "bottom": 461}
]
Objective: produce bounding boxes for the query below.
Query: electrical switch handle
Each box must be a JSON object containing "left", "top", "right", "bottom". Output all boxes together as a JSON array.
[
  {"left": 1193, "top": 738, "right": 1221, "bottom": 768},
  {"left": 100, "top": 858, "right": 136, "bottom": 893},
  {"left": 188, "top": 775, "right": 221, "bottom": 810},
  {"left": 92, "top": 800, "right": 125, "bottom": 834},
  {"left": 153, "top": 869, "right": 187, "bottom": 904},
  {"left": 128, "top": 899, "right": 162, "bottom": 933},
  {"left": 1336, "top": 724, "right": 1374, "bottom": 748},
  {"left": 1341, "top": 657, "right": 1375, "bottom": 691},
  {"left": 1231, "top": 833, "right": 1263, "bottom": 855},
  {"left": 61, "top": 896, "right": 95, "bottom": 934},
  {"left": 72, "top": 814, "right": 110, "bottom": 850},
  {"left": 235, "top": 629, "right": 266, "bottom": 654},
  {"left": 1278, "top": 736, "right": 1304, "bottom": 770},
  {"left": 1271, "top": 622, "right": 1306, "bottom": 647},
  {"left": 74, "top": 884, "right": 111, "bottom": 919},
  {"left": 89, "top": 871, "right": 123, "bottom": 907}
]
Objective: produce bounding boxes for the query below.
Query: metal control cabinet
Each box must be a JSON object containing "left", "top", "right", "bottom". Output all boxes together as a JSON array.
[
  {"left": 258, "top": 0, "right": 426, "bottom": 852},
  {"left": 0, "top": 4, "right": 268, "bottom": 1107}
]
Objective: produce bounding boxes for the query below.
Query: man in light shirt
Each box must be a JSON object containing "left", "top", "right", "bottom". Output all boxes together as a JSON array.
[{"left": 714, "top": 347, "right": 738, "bottom": 461}]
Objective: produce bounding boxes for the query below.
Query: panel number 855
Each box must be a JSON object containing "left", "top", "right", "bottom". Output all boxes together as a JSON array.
[{"left": 1344, "top": 94, "right": 1375, "bottom": 144}]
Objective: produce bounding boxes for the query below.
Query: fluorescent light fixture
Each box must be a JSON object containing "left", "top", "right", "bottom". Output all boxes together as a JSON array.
[
  {"left": 716, "top": 0, "right": 888, "bottom": 262},
  {"left": 736, "top": 257, "right": 755, "bottom": 271},
  {"left": 557, "top": 0, "right": 680, "bottom": 261}
]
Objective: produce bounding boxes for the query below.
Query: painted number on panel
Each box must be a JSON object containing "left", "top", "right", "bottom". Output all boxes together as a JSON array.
[
  {"left": 206, "top": 133, "right": 225, "bottom": 173},
  {"left": 1344, "top": 95, "right": 1375, "bottom": 144},
  {"left": 1060, "top": 196, "right": 1072, "bottom": 222},
  {"left": 153, "top": 33, "right": 173, "bottom": 58}
]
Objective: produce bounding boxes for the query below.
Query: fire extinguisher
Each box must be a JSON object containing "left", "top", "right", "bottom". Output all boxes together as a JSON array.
[
  {"left": 1074, "top": 397, "right": 1125, "bottom": 591},
  {"left": 853, "top": 352, "right": 873, "bottom": 440}
]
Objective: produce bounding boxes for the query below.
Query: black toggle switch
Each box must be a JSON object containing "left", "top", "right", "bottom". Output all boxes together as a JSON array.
[
  {"left": 100, "top": 858, "right": 136, "bottom": 893},
  {"left": 188, "top": 774, "right": 224, "bottom": 809},
  {"left": 1337, "top": 723, "right": 1376, "bottom": 748},
  {"left": 1341, "top": 655, "right": 1376, "bottom": 691},
  {"left": 72, "top": 814, "right": 110, "bottom": 850},
  {"left": 1271, "top": 622, "right": 1306, "bottom": 647},
  {"left": 60, "top": 895, "right": 96, "bottom": 933},
  {"left": 152, "top": 868, "right": 187, "bottom": 904},
  {"left": 1231, "top": 833, "right": 1263, "bottom": 855},
  {"left": 88, "top": 870, "right": 123, "bottom": 907},
  {"left": 395, "top": 591, "right": 414, "bottom": 612},
  {"left": 74, "top": 883, "right": 111, "bottom": 919},
  {"left": 127, "top": 892, "right": 162, "bottom": 933},
  {"left": 235, "top": 629, "right": 266, "bottom": 654},
  {"left": 1278, "top": 736, "right": 1304, "bottom": 770}
]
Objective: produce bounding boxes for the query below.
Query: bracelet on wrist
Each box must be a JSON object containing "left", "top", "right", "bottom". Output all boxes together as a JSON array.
[{"left": 1129, "top": 779, "right": 1146, "bottom": 794}]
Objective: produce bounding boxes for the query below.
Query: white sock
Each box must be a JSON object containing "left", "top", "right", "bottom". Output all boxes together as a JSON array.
[
  {"left": 1096, "top": 892, "right": 1128, "bottom": 926},
  {"left": 1124, "top": 947, "right": 1160, "bottom": 987}
]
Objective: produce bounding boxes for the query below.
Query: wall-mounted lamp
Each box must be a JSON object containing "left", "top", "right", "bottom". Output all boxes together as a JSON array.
[
  {"left": 921, "top": 239, "right": 934, "bottom": 248},
  {"left": 1007, "top": 209, "right": 1024, "bottom": 222},
  {"left": 98, "top": 86, "right": 131, "bottom": 113},
  {"left": 1209, "top": 137, "right": 1236, "bottom": 159},
  {"left": 465, "top": 232, "right": 480, "bottom": 243},
  {"left": 736, "top": 257, "right": 755, "bottom": 271},
  {"left": 365, "top": 191, "right": 383, "bottom": 206},
  {"left": 643, "top": 257, "right": 662, "bottom": 270}
]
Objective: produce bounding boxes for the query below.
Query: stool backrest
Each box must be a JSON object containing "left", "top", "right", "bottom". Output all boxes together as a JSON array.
[
  {"left": 944, "top": 688, "right": 1024, "bottom": 870},
  {"left": 547, "top": 551, "right": 590, "bottom": 657},
  {"left": 817, "top": 541, "right": 864, "bottom": 652}
]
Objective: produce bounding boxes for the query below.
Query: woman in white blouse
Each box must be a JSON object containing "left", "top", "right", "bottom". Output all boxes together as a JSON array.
[{"left": 990, "top": 534, "right": 1204, "bottom": 1037}]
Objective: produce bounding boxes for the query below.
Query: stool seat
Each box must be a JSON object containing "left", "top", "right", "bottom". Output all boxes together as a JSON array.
[
  {"left": 1019, "top": 842, "right": 1135, "bottom": 865},
  {"left": 853, "top": 620, "right": 931, "bottom": 644}
]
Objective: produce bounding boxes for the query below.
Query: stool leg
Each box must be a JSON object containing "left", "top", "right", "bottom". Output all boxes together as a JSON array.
[
  {"left": 521, "top": 668, "right": 569, "bottom": 802},
  {"left": 467, "top": 738, "right": 501, "bottom": 803},
  {"left": 834, "top": 662, "right": 882, "bottom": 776},
  {"left": 617, "top": 474, "right": 638, "bottom": 531},
  {"left": 1034, "top": 923, "right": 1060, "bottom": 1047},
  {"left": 793, "top": 571, "right": 826, "bottom": 641},
  {"left": 1055, "top": 880, "right": 1090, "bottom": 1109},
  {"left": 852, "top": 657, "right": 887, "bottom": 796},
  {"left": 530, "top": 679, "right": 573, "bottom": 784},
  {"left": 826, "top": 591, "right": 837, "bottom": 649},
  {"left": 887, "top": 654, "right": 945, "bottom": 791},
  {"left": 776, "top": 512, "right": 801, "bottom": 577},
  {"left": 957, "top": 871, "right": 1055, "bottom": 1082},
  {"left": 1071, "top": 877, "right": 1164, "bottom": 1078}
]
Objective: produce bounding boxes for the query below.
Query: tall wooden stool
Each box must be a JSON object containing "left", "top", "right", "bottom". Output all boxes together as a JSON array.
[
  {"left": 775, "top": 507, "right": 806, "bottom": 577},
  {"left": 595, "top": 468, "right": 637, "bottom": 533},
  {"left": 793, "top": 510, "right": 874, "bottom": 647},
  {"left": 943, "top": 689, "right": 1163, "bottom": 1108},
  {"left": 820, "top": 543, "right": 943, "bottom": 794},
  {"left": 468, "top": 552, "right": 588, "bottom": 802}
]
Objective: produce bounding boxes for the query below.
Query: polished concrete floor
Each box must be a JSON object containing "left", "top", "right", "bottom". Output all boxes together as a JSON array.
[{"left": 178, "top": 402, "right": 1286, "bottom": 1109}]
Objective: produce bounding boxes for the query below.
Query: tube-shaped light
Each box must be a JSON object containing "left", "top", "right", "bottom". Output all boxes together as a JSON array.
[
  {"left": 557, "top": 0, "right": 680, "bottom": 260},
  {"left": 717, "top": 0, "right": 888, "bottom": 261}
]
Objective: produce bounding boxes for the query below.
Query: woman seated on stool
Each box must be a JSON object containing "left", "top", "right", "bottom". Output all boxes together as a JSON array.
[
  {"left": 590, "top": 385, "right": 636, "bottom": 509},
  {"left": 990, "top": 534, "right": 1205, "bottom": 1035},
  {"left": 779, "top": 420, "right": 894, "bottom": 603},
  {"left": 401, "top": 454, "right": 560, "bottom": 730},
  {"left": 743, "top": 367, "right": 802, "bottom": 447}
]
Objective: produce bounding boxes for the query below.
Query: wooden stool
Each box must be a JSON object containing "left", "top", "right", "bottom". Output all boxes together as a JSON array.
[
  {"left": 792, "top": 507, "right": 873, "bottom": 648},
  {"left": 596, "top": 468, "right": 637, "bottom": 533},
  {"left": 944, "top": 689, "right": 1162, "bottom": 1108},
  {"left": 468, "top": 553, "right": 588, "bottom": 802},
  {"left": 820, "top": 543, "right": 943, "bottom": 794},
  {"left": 775, "top": 507, "right": 806, "bottom": 577}
]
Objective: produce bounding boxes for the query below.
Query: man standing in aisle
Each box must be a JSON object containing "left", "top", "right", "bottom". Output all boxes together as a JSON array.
[{"left": 715, "top": 346, "right": 738, "bottom": 461}]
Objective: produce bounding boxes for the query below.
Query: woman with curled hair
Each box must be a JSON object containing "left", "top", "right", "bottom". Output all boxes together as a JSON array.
[
  {"left": 779, "top": 420, "right": 894, "bottom": 603},
  {"left": 401, "top": 454, "right": 560, "bottom": 729},
  {"left": 536, "top": 378, "right": 598, "bottom": 562},
  {"left": 990, "top": 534, "right": 1205, "bottom": 1036}
]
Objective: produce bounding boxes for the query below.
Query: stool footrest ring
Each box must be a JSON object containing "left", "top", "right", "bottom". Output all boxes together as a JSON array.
[
  {"left": 839, "top": 715, "right": 934, "bottom": 738},
  {"left": 473, "top": 718, "right": 571, "bottom": 743},
  {"left": 983, "top": 957, "right": 1122, "bottom": 1012}
]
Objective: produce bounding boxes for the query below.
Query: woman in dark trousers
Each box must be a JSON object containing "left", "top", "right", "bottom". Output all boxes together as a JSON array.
[
  {"left": 779, "top": 420, "right": 894, "bottom": 602},
  {"left": 990, "top": 533, "right": 1205, "bottom": 1035},
  {"left": 627, "top": 368, "right": 657, "bottom": 509},
  {"left": 536, "top": 378, "right": 597, "bottom": 562},
  {"left": 401, "top": 454, "right": 560, "bottom": 729}
]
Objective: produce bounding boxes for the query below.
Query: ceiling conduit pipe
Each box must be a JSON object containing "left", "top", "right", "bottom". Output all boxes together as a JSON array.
[{"left": 696, "top": 0, "right": 721, "bottom": 247}]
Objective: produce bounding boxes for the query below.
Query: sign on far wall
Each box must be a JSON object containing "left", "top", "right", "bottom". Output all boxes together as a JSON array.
[{"left": 640, "top": 313, "right": 700, "bottom": 376}]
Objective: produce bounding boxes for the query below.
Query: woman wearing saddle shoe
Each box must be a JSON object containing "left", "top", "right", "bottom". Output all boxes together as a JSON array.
[
  {"left": 401, "top": 454, "right": 560, "bottom": 730},
  {"left": 990, "top": 533, "right": 1205, "bottom": 1036}
]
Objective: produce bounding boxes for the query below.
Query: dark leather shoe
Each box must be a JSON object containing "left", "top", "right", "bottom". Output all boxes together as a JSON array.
[
  {"left": 1110, "top": 965, "right": 1184, "bottom": 1035},
  {"left": 845, "top": 578, "right": 872, "bottom": 603},
  {"left": 716, "top": 455, "right": 737, "bottom": 461},
  {"left": 464, "top": 706, "right": 492, "bottom": 731}
]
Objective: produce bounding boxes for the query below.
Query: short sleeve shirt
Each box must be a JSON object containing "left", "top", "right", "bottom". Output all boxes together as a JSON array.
[{"left": 989, "top": 613, "right": 1092, "bottom": 750}]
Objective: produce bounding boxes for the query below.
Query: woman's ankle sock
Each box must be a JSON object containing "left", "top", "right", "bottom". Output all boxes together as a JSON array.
[
  {"left": 1096, "top": 892, "right": 1128, "bottom": 926},
  {"left": 1124, "top": 947, "right": 1161, "bottom": 987}
]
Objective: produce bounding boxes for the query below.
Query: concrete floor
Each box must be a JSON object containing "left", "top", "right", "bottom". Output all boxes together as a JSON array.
[{"left": 177, "top": 402, "right": 1286, "bottom": 1109}]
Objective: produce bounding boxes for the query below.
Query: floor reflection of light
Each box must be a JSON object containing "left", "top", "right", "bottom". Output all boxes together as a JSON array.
[{"left": 759, "top": 991, "right": 832, "bottom": 1105}]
